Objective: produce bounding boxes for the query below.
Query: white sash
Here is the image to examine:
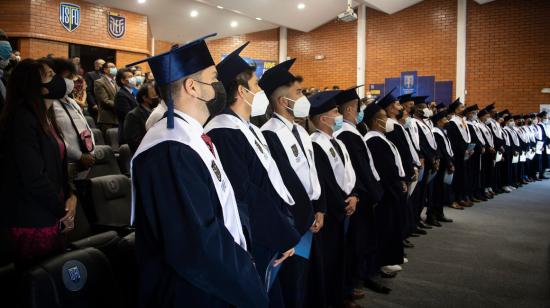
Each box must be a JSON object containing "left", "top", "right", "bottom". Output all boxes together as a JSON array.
[
  {"left": 536, "top": 123, "right": 547, "bottom": 140},
  {"left": 529, "top": 125, "right": 537, "bottom": 142},
  {"left": 467, "top": 120, "right": 485, "bottom": 145},
  {"left": 503, "top": 127, "right": 520, "bottom": 146},
  {"left": 407, "top": 118, "right": 421, "bottom": 151},
  {"left": 540, "top": 123, "right": 550, "bottom": 138},
  {"left": 433, "top": 127, "right": 454, "bottom": 157},
  {"left": 489, "top": 119, "right": 504, "bottom": 140},
  {"left": 502, "top": 128, "right": 510, "bottom": 146},
  {"left": 130, "top": 111, "right": 247, "bottom": 250},
  {"left": 334, "top": 121, "right": 381, "bottom": 181},
  {"left": 516, "top": 127, "right": 530, "bottom": 144},
  {"left": 478, "top": 123, "right": 494, "bottom": 148},
  {"left": 261, "top": 117, "right": 321, "bottom": 200},
  {"left": 205, "top": 114, "right": 295, "bottom": 205},
  {"left": 387, "top": 118, "right": 421, "bottom": 166},
  {"left": 450, "top": 116, "right": 472, "bottom": 143},
  {"left": 412, "top": 118, "right": 437, "bottom": 150},
  {"left": 364, "top": 130, "right": 405, "bottom": 177},
  {"left": 311, "top": 131, "right": 356, "bottom": 194}
]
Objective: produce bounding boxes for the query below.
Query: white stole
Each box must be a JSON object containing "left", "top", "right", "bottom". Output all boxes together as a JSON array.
[
  {"left": 450, "top": 115, "right": 472, "bottom": 143},
  {"left": 467, "top": 120, "right": 485, "bottom": 145},
  {"left": 478, "top": 122, "right": 494, "bottom": 148},
  {"left": 503, "top": 126, "right": 520, "bottom": 146},
  {"left": 261, "top": 117, "right": 321, "bottom": 201},
  {"left": 364, "top": 130, "right": 406, "bottom": 177},
  {"left": 407, "top": 118, "right": 421, "bottom": 151},
  {"left": 489, "top": 119, "right": 504, "bottom": 140},
  {"left": 334, "top": 121, "right": 380, "bottom": 181},
  {"left": 412, "top": 118, "right": 438, "bottom": 150},
  {"left": 387, "top": 118, "right": 421, "bottom": 166},
  {"left": 433, "top": 127, "right": 454, "bottom": 157},
  {"left": 131, "top": 111, "right": 247, "bottom": 250},
  {"left": 205, "top": 114, "right": 295, "bottom": 205}
]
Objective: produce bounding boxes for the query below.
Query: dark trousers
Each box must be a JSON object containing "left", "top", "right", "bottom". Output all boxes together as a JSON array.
[{"left": 279, "top": 255, "right": 309, "bottom": 308}]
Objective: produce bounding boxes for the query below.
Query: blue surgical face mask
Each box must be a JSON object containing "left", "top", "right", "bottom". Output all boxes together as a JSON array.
[
  {"left": 109, "top": 67, "right": 117, "bottom": 77},
  {"left": 356, "top": 110, "right": 364, "bottom": 124},
  {"left": 0, "top": 41, "right": 12, "bottom": 61}
]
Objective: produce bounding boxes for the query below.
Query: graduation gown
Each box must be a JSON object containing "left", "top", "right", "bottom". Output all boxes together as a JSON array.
[
  {"left": 205, "top": 109, "right": 300, "bottom": 288},
  {"left": 433, "top": 127, "right": 454, "bottom": 208},
  {"left": 445, "top": 116, "right": 470, "bottom": 200},
  {"left": 479, "top": 121, "right": 496, "bottom": 190},
  {"left": 131, "top": 111, "right": 268, "bottom": 308},
  {"left": 335, "top": 122, "right": 382, "bottom": 279},
  {"left": 365, "top": 131, "right": 405, "bottom": 267},
  {"left": 467, "top": 120, "right": 486, "bottom": 196}
]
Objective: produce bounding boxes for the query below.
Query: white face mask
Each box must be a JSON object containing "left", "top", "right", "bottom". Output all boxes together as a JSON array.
[
  {"left": 533, "top": 119, "right": 539, "bottom": 125},
  {"left": 243, "top": 87, "right": 269, "bottom": 117},
  {"left": 404, "top": 116, "right": 412, "bottom": 129},
  {"left": 284, "top": 96, "right": 311, "bottom": 118},
  {"left": 423, "top": 108, "right": 433, "bottom": 118},
  {"left": 543, "top": 119, "right": 549, "bottom": 124},
  {"left": 128, "top": 77, "right": 137, "bottom": 87},
  {"left": 64, "top": 78, "right": 74, "bottom": 96},
  {"left": 507, "top": 121, "right": 515, "bottom": 127}
]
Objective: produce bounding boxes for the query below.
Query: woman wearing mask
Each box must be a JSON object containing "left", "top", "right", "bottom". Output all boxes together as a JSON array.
[
  {"left": 0, "top": 59, "right": 77, "bottom": 269},
  {"left": 40, "top": 58, "right": 95, "bottom": 175}
]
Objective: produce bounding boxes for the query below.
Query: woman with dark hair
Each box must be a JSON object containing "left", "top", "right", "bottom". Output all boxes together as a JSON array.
[{"left": 0, "top": 59, "right": 77, "bottom": 269}]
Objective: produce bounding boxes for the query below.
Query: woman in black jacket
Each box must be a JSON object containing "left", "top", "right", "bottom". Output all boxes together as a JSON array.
[{"left": 0, "top": 59, "right": 77, "bottom": 269}]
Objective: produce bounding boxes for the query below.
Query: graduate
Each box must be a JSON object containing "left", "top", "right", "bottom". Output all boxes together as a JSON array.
[
  {"left": 377, "top": 89, "right": 421, "bottom": 242},
  {"left": 259, "top": 59, "right": 321, "bottom": 308},
  {"left": 204, "top": 42, "right": 300, "bottom": 305},
  {"left": 445, "top": 99, "right": 473, "bottom": 207},
  {"left": 502, "top": 115, "right": 521, "bottom": 188},
  {"left": 535, "top": 111, "right": 549, "bottom": 179},
  {"left": 363, "top": 102, "right": 406, "bottom": 276},
  {"left": 465, "top": 104, "right": 487, "bottom": 201},
  {"left": 429, "top": 111, "right": 455, "bottom": 224},
  {"left": 128, "top": 34, "right": 268, "bottom": 308},
  {"left": 477, "top": 109, "right": 497, "bottom": 198},
  {"left": 408, "top": 96, "right": 439, "bottom": 229},
  {"left": 484, "top": 103, "right": 507, "bottom": 193},
  {"left": 497, "top": 111, "right": 514, "bottom": 192},
  {"left": 308, "top": 90, "right": 361, "bottom": 307},
  {"left": 333, "top": 87, "right": 391, "bottom": 294},
  {"left": 514, "top": 115, "right": 530, "bottom": 184}
]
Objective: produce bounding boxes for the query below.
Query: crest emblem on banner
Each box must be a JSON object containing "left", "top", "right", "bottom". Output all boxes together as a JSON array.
[
  {"left": 108, "top": 12, "right": 126, "bottom": 39},
  {"left": 59, "top": 3, "right": 81, "bottom": 32}
]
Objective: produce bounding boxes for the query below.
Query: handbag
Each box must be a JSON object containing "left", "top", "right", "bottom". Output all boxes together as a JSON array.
[{"left": 59, "top": 98, "right": 94, "bottom": 153}]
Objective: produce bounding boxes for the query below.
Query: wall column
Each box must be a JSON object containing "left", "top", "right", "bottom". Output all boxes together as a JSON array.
[
  {"left": 357, "top": 4, "right": 366, "bottom": 98},
  {"left": 456, "top": 0, "right": 467, "bottom": 101},
  {"left": 279, "top": 26, "right": 288, "bottom": 63}
]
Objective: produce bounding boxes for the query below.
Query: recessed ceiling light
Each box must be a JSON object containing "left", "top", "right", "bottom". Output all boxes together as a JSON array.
[
  {"left": 297, "top": 3, "right": 306, "bottom": 10},
  {"left": 233, "top": 10, "right": 242, "bottom": 14},
  {"left": 230, "top": 21, "right": 238, "bottom": 28},
  {"left": 137, "top": 0, "right": 146, "bottom": 3},
  {"left": 190, "top": 10, "right": 198, "bottom": 17},
  {"left": 216, "top": 5, "right": 223, "bottom": 9},
  {"left": 256, "top": 17, "right": 262, "bottom": 21}
]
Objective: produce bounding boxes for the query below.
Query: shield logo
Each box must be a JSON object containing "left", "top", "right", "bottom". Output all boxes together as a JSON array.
[
  {"left": 108, "top": 12, "right": 126, "bottom": 39},
  {"left": 211, "top": 161, "right": 222, "bottom": 182},
  {"left": 291, "top": 144, "right": 299, "bottom": 157},
  {"left": 59, "top": 3, "right": 81, "bottom": 32},
  {"left": 404, "top": 74, "right": 414, "bottom": 89},
  {"left": 330, "top": 147, "right": 336, "bottom": 158},
  {"left": 67, "top": 266, "right": 81, "bottom": 282},
  {"left": 62, "top": 260, "right": 87, "bottom": 292}
]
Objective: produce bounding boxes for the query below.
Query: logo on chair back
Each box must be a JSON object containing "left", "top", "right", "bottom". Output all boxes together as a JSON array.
[
  {"left": 59, "top": 2, "right": 81, "bottom": 32},
  {"left": 95, "top": 148, "right": 105, "bottom": 160},
  {"left": 107, "top": 179, "right": 120, "bottom": 194},
  {"left": 62, "top": 260, "right": 88, "bottom": 292},
  {"left": 108, "top": 12, "right": 126, "bottom": 39}
]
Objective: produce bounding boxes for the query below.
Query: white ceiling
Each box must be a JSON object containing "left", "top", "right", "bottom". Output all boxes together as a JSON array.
[{"left": 85, "top": 0, "right": 496, "bottom": 43}]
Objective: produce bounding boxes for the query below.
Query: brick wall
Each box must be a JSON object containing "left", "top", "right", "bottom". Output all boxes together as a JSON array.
[
  {"left": 288, "top": 20, "right": 357, "bottom": 90},
  {"left": 206, "top": 29, "right": 279, "bottom": 64},
  {"left": 365, "top": 0, "right": 457, "bottom": 95},
  {"left": 466, "top": 0, "right": 550, "bottom": 113},
  {"left": 154, "top": 39, "right": 176, "bottom": 55},
  {"left": 116, "top": 50, "right": 149, "bottom": 71},
  {"left": 19, "top": 38, "right": 69, "bottom": 59}
]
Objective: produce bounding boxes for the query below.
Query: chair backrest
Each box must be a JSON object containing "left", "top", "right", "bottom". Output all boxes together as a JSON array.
[
  {"left": 105, "top": 128, "right": 119, "bottom": 152},
  {"left": 21, "top": 247, "right": 122, "bottom": 308},
  {"left": 92, "top": 128, "right": 105, "bottom": 145},
  {"left": 117, "top": 144, "right": 132, "bottom": 176},
  {"left": 89, "top": 175, "right": 132, "bottom": 228},
  {"left": 87, "top": 145, "right": 120, "bottom": 179},
  {"left": 85, "top": 115, "right": 96, "bottom": 129},
  {"left": 66, "top": 201, "right": 93, "bottom": 243}
]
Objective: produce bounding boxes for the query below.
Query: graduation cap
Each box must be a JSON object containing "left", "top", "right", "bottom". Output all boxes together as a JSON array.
[
  {"left": 447, "top": 98, "right": 462, "bottom": 112},
  {"left": 412, "top": 96, "right": 429, "bottom": 105},
  {"left": 216, "top": 41, "right": 253, "bottom": 91},
  {"left": 504, "top": 114, "right": 513, "bottom": 122},
  {"left": 308, "top": 90, "right": 341, "bottom": 116},
  {"left": 431, "top": 110, "right": 448, "bottom": 123},
  {"left": 436, "top": 102, "right": 447, "bottom": 110},
  {"left": 335, "top": 85, "right": 363, "bottom": 106},
  {"left": 376, "top": 87, "right": 398, "bottom": 109},
  {"left": 397, "top": 92, "right": 415, "bottom": 103},
  {"left": 500, "top": 109, "right": 510, "bottom": 116},
  {"left": 464, "top": 104, "right": 479, "bottom": 113},
  {"left": 478, "top": 109, "right": 489, "bottom": 118},
  {"left": 530, "top": 113, "right": 537, "bottom": 118},
  {"left": 126, "top": 33, "right": 217, "bottom": 128},
  {"left": 484, "top": 103, "right": 496, "bottom": 112},
  {"left": 258, "top": 58, "right": 298, "bottom": 99},
  {"left": 538, "top": 110, "right": 548, "bottom": 118},
  {"left": 364, "top": 101, "right": 383, "bottom": 122},
  {"left": 513, "top": 114, "right": 522, "bottom": 120}
]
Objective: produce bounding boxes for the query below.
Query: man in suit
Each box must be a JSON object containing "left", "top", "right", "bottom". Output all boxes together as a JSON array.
[
  {"left": 124, "top": 82, "right": 159, "bottom": 153},
  {"left": 94, "top": 62, "right": 118, "bottom": 134},
  {"left": 84, "top": 58, "right": 105, "bottom": 120},
  {"left": 115, "top": 68, "right": 138, "bottom": 144}
]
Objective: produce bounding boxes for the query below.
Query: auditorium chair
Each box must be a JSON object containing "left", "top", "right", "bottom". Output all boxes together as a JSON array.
[
  {"left": 87, "top": 175, "right": 133, "bottom": 234},
  {"left": 105, "top": 128, "right": 120, "bottom": 153},
  {"left": 117, "top": 144, "right": 132, "bottom": 177},
  {"left": 20, "top": 247, "right": 123, "bottom": 308},
  {"left": 85, "top": 115, "right": 96, "bottom": 129},
  {"left": 87, "top": 145, "right": 121, "bottom": 179},
  {"left": 91, "top": 128, "right": 105, "bottom": 146}
]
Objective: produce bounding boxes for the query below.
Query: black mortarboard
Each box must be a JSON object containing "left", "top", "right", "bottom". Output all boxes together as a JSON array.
[
  {"left": 397, "top": 92, "right": 415, "bottom": 103},
  {"left": 484, "top": 103, "right": 496, "bottom": 112},
  {"left": 447, "top": 98, "right": 462, "bottom": 112},
  {"left": 513, "top": 114, "right": 522, "bottom": 120},
  {"left": 309, "top": 90, "right": 341, "bottom": 116},
  {"left": 478, "top": 109, "right": 489, "bottom": 117},
  {"left": 500, "top": 109, "right": 510, "bottom": 116},
  {"left": 216, "top": 41, "right": 253, "bottom": 91},
  {"left": 464, "top": 104, "right": 479, "bottom": 113},
  {"left": 436, "top": 102, "right": 447, "bottom": 110},
  {"left": 504, "top": 114, "right": 513, "bottom": 122},
  {"left": 259, "top": 58, "right": 298, "bottom": 99},
  {"left": 126, "top": 33, "right": 216, "bottom": 128},
  {"left": 335, "top": 85, "right": 363, "bottom": 106},
  {"left": 538, "top": 111, "right": 547, "bottom": 117},
  {"left": 376, "top": 87, "right": 397, "bottom": 109},
  {"left": 431, "top": 110, "right": 448, "bottom": 123},
  {"left": 364, "top": 102, "right": 382, "bottom": 122},
  {"left": 412, "top": 96, "right": 429, "bottom": 105}
]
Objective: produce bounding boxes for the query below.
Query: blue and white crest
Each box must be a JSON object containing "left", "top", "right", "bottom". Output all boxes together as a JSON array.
[
  {"left": 59, "top": 2, "right": 81, "bottom": 32},
  {"left": 62, "top": 260, "right": 87, "bottom": 292},
  {"left": 108, "top": 12, "right": 126, "bottom": 39}
]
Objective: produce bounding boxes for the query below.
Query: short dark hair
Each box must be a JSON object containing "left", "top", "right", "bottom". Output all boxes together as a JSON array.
[
  {"left": 115, "top": 68, "right": 130, "bottom": 88},
  {"left": 226, "top": 68, "right": 255, "bottom": 106},
  {"left": 102, "top": 62, "right": 112, "bottom": 70},
  {"left": 137, "top": 82, "right": 154, "bottom": 105},
  {"left": 49, "top": 57, "right": 76, "bottom": 76}
]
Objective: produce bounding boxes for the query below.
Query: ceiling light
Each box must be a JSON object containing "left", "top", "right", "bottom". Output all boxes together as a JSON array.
[
  {"left": 230, "top": 21, "right": 238, "bottom": 28},
  {"left": 297, "top": 3, "right": 306, "bottom": 10},
  {"left": 256, "top": 17, "right": 262, "bottom": 21},
  {"left": 233, "top": 10, "right": 242, "bottom": 14},
  {"left": 137, "top": 0, "right": 146, "bottom": 3},
  {"left": 190, "top": 10, "right": 198, "bottom": 17},
  {"left": 216, "top": 5, "right": 223, "bottom": 9}
]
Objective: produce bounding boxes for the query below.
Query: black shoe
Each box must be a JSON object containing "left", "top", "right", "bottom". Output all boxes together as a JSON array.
[
  {"left": 437, "top": 216, "right": 453, "bottom": 223},
  {"left": 364, "top": 278, "right": 392, "bottom": 294},
  {"left": 426, "top": 218, "right": 442, "bottom": 227},
  {"left": 412, "top": 228, "right": 427, "bottom": 235},
  {"left": 380, "top": 271, "right": 397, "bottom": 279},
  {"left": 418, "top": 221, "right": 432, "bottom": 229},
  {"left": 403, "top": 240, "right": 415, "bottom": 248}
]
